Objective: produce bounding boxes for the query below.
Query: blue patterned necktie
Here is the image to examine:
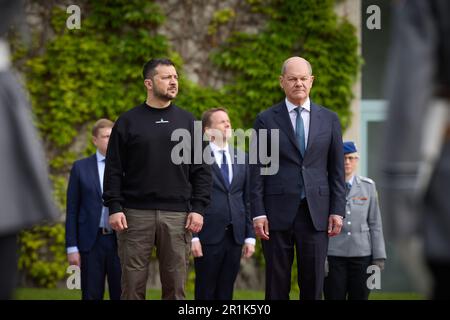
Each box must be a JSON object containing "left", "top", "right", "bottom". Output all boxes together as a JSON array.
[
  {"left": 220, "top": 150, "right": 230, "bottom": 187},
  {"left": 295, "top": 107, "right": 306, "bottom": 156}
]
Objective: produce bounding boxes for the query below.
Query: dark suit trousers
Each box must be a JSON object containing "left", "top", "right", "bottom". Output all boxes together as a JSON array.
[
  {"left": 262, "top": 200, "right": 328, "bottom": 300},
  {"left": 323, "top": 255, "right": 371, "bottom": 300},
  {"left": 80, "top": 230, "right": 121, "bottom": 300},
  {"left": 194, "top": 226, "right": 242, "bottom": 300},
  {"left": 0, "top": 233, "right": 17, "bottom": 300}
]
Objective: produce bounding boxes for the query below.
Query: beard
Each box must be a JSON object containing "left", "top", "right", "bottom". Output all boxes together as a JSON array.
[{"left": 153, "top": 85, "right": 178, "bottom": 101}]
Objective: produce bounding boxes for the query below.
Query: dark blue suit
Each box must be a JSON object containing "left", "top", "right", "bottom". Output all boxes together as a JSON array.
[
  {"left": 250, "top": 100, "right": 345, "bottom": 299},
  {"left": 194, "top": 147, "right": 255, "bottom": 300},
  {"left": 66, "top": 154, "right": 121, "bottom": 300}
]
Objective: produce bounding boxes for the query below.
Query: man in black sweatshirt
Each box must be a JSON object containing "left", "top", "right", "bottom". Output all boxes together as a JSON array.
[{"left": 103, "top": 58, "right": 212, "bottom": 300}]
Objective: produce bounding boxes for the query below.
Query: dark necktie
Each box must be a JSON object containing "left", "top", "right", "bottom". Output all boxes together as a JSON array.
[
  {"left": 295, "top": 107, "right": 306, "bottom": 156},
  {"left": 100, "top": 158, "right": 111, "bottom": 231},
  {"left": 346, "top": 182, "right": 352, "bottom": 197},
  {"left": 220, "top": 150, "right": 230, "bottom": 187}
]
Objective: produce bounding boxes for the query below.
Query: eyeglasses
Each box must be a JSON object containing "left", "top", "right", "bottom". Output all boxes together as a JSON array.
[{"left": 344, "top": 156, "right": 359, "bottom": 161}]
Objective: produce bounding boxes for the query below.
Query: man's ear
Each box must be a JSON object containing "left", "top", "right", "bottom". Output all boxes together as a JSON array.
[
  {"left": 144, "top": 79, "right": 153, "bottom": 91},
  {"left": 204, "top": 127, "right": 211, "bottom": 139},
  {"left": 279, "top": 75, "right": 284, "bottom": 89},
  {"left": 92, "top": 135, "right": 98, "bottom": 147}
]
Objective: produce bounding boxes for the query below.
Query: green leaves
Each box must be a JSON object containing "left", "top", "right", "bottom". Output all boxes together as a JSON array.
[
  {"left": 212, "top": 0, "right": 360, "bottom": 130},
  {"left": 208, "top": 8, "right": 236, "bottom": 35},
  {"left": 18, "top": 224, "right": 67, "bottom": 288}
]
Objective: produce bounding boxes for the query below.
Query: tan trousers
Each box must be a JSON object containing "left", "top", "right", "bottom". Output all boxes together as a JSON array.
[{"left": 117, "top": 209, "right": 191, "bottom": 300}]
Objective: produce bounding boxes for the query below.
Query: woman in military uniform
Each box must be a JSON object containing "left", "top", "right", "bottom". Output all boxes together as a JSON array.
[{"left": 323, "top": 141, "right": 387, "bottom": 300}]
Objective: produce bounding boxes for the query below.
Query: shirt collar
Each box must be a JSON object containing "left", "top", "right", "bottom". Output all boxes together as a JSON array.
[
  {"left": 209, "top": 141, "right": 229, "bottom": 153},
  {"left": 346, "top": 175, "right": 355, "bottom": 186},
  {"left": 285, "top": 97, "right": 311, "bottom": 113},
  {"left": 96, "top": 150, "right": 106, "bottom": 162}
]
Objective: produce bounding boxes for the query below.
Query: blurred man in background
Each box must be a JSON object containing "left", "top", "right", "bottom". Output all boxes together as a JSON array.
[
  {"left": 382, "top": 0, "right": 450, "bottom": 299},
  {"left": 0, "top": 0, "right": 58, "bottom": 299},
  {"left": 66, "top": 119, "right": 121, "bottom": 300}
]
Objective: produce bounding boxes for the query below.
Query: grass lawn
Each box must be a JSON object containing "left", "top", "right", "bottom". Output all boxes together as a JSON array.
[{"left": 14, "top": 288, "right": 425, "bottom": 300}]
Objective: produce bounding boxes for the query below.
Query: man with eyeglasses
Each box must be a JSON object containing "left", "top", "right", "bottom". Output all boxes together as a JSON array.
[{"left": 324, "top": 141, "right": 387, "bottom": 300}]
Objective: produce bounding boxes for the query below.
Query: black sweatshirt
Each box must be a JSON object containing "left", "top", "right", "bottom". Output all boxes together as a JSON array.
[{"left": 103, "top": 102, "right": 212, "bottom": 215}]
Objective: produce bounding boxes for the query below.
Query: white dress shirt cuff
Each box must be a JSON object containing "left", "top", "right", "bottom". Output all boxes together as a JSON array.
[
  {"left": 244, "top": 238, "right": 256, "bottom": 245},
  {"left": 191, "top": 237, "right": 200, "bottom": 242},
  {"left": 67, "top": 246, "right": 79, "bottom": 254},
  {"left": 253, "top": 215, "right": 267, "bottom": 221}
]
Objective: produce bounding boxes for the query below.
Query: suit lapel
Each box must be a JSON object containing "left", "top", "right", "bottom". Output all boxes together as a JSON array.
[
  {"left": 305, "top": 102, "right": 322, "bottom": 158},
  {"left": 210, "top": 146, "right": 230, "bottom": 192},
  {"left": 212, "top": 163, "right": 229, "bottom": 191},
  {"left": 88, "top": 155, "right": 102, "bottom": 198},
  {"left": 273, "top": 102, "right": 302, "bottom": 155}
]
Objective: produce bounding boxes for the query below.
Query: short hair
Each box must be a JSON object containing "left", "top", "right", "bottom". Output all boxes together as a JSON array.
[
  {"left": 92, "top": 118, "right": 114, "bottom": 137},
  {"left": 142, "top": 58, "right": 176, "bottom": 79},
  {"left": 281, "top": 58, "right": 313, "bottom": 75},
  {"left": 201, "top": 108, "right": 229, "bottom": 130}
]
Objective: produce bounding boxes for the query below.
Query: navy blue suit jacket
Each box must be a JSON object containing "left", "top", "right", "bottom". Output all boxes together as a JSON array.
[
  {"left": 250, "top": 100, "right": 346, "bottom": 231},
  {"left": 198, "top": 148, "right": 255, "bottom": 245},
  {"left": 66, "top": 155, "right": 113, "bottom": 252}
]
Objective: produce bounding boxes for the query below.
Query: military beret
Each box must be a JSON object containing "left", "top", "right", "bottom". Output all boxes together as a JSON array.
[{"left": 343, "top": 141, "right": 357, "bottom": 154}]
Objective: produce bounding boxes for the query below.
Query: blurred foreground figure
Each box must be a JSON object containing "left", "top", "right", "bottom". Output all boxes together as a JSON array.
[
  {"left": 382, "top": 0, "right": 450, "bottom": 299},
  {"left": 0, "top": 0, "right": 58, "bottom": 299}
]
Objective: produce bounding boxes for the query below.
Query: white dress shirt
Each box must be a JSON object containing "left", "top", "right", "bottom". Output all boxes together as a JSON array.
[
  {"left": 209, "top": 141, "right": 233, "bottom": 184},
  {"left": 347, "top": 175, "right": 355, "bottom": 186},
  {"left": 285, "top": 97, "right": 311, "bottom": 148}
]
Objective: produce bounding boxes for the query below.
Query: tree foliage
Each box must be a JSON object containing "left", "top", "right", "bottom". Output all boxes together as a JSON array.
[{"left": 212, "top": 0, "right": 360, "bottom": 128}]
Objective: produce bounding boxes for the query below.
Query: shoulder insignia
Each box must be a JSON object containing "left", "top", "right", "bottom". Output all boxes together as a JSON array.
[{"left": 360, "top": 176, "right": 374, "bottom": 184}]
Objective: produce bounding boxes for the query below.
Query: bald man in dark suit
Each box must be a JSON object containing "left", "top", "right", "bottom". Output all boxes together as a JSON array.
[{"left": 251, "top": 57, "right": 345, "bottom": 300}]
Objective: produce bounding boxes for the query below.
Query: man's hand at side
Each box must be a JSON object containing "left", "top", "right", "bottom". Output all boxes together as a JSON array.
[
  {"left": 253, "top": 217, "right": 269, "bottom": 240},
  {"left": 186, "top": 212, "right": 203, "bottom": 233},
  {"left": 109, "top": 212, "right": 128, "bottom": 231},
  {"left": 328, "top": 214, "right": 343, "bottom": 237},
  {"left": 67, "top": 252, "right": 80, "bottom": 266},
  {"left": 191, "top": 240, "right": 203, "bottom": 258}
]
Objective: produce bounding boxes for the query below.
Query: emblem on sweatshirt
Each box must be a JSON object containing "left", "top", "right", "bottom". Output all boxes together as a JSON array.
[{"left": 156, "top": 118, "right": 169, "bottom": 124}]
